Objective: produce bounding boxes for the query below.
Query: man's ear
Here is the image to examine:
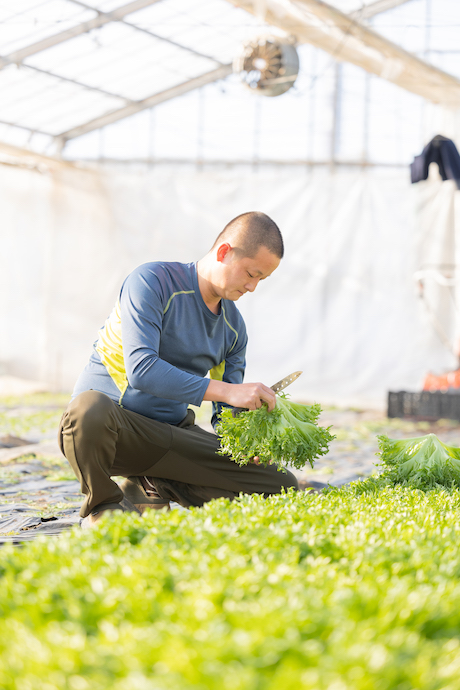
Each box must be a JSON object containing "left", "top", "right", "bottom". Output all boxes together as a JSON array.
[{"left": 216, "top": 243, "right": 232, "bottom": 263}]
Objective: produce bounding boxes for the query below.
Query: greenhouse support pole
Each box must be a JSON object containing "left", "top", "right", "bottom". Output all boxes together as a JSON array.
[{"left": 330, "top": 62, "right": 343, "bottom": 168}]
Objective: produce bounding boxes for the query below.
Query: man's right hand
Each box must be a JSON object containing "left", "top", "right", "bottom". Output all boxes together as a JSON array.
[{"left": 203, "top": 380, "right": 276, "bottom": 412}]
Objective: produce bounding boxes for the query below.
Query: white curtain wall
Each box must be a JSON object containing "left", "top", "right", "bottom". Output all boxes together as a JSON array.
[{"left": 0, "top": 162, "right": 457, "bottom": 409}]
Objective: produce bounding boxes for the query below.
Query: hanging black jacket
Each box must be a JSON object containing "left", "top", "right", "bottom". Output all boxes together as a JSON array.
[{"left": 410, "top": 135, "right": 460, "bottom": 189}]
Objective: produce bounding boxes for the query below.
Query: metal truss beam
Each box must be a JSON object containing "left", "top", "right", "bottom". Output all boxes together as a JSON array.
[
  {"left": 0, "top": 140, "right": 78, "bottom": 170},
  {"left": 0, "top": 0, "right": 163, "bottom": 70},
  {"left": 59, "top": 64, "right": 233, "bottom": 142},
  {"left": 25, "top": 64, "right": 132, "bottom": 102},
  {"left": 68, "top": 0, "right": 224, "bottom": 64},
  {"left": 351, "top": 0, "right": 414, "bottom": 20},
  {"left": 224, "top": 0, "right": 460, "bottom": 106},
  {"left": 0, "top": 0, "right": 440, "bottom": 151},
  {"left": 56, "top": 0, "right": 418, "bottom": 143},
  {"left": 0, "top": 0, "right": 222, "bottom": 73},
  {"left": 0, "top": 119, "right": 52, "bottom": 138}
]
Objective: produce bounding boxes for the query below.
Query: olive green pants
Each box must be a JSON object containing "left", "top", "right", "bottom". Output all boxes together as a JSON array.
[{"left": 58, "top": 390, "right": 299, "bottom": 517}]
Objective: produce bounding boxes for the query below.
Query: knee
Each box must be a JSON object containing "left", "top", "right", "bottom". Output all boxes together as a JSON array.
[{"left": 67, "top": 390, "right": 115, "bottom": 437}]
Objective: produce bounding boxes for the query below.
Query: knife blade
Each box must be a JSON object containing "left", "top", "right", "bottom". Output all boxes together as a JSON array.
[
  {"left": 231, "top": 370, "right": 303, "bottom": 417},
  {"left": 270, "top": 370, "right": 303, "bottom": 394}
]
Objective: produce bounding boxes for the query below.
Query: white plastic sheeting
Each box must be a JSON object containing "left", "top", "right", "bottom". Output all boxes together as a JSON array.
[
  {"left": 0, "top": 161, "right": 458, "bottom": 408},
  {"left": 413, "top": 177, "right": 460, "bottom": 360}
]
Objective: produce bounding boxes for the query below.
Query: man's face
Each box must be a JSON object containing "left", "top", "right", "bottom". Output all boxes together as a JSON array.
[{"left": 218, "top": 245, "right": 280, "bottom": 301}]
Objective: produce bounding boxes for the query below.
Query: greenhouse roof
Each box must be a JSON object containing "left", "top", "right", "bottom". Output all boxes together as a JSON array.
[{"left": 0, "top": 0, "right": 459, "bottom": 158}]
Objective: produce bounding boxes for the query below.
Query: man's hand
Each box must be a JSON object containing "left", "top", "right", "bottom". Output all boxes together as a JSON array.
[
  {"left": 203, "top": 380, "right": 277, "bottom": 412},
  {"left": 226, "top": 382, "right": 277, "bottom": 412}
]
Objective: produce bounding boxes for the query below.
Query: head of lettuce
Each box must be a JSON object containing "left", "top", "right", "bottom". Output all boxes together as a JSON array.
[
  {"left": 377, "top": 433, "right": 460, "bottom": 490},
  {"left": 216, "top": 393, "right": 335, "bottom": 473}
]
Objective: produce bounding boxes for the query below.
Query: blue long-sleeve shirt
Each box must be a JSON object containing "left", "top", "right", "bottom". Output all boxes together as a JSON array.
[{"left": 72, "top": 261, "right": 248, "bottom": 427}]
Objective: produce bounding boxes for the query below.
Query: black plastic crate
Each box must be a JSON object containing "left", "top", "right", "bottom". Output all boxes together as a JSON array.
[{"left": 388, "top": 390, "right": 460, "bottom": 421}]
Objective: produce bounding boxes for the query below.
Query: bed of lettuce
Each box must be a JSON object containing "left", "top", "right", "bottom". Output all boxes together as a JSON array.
[{"left": 1, "top": 483, "right": 460, "bottom": 690}]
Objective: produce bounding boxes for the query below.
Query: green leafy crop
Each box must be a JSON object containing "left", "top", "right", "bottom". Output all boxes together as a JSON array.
[
  {"left": 216, "top": 394, "right": 335, "bottom": 471},
  {"left": 3, "top": 486, "right": 460, "bottom": 688},
  {"left": 377, "top": 433, "right": 460, "bottom": 490}
]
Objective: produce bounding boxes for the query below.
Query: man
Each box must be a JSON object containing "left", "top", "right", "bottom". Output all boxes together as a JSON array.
[{"left": 58, "top": 211, "right": 298, "bottom": 528}]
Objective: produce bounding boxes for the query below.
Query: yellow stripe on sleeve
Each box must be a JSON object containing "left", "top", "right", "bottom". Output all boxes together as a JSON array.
[
  {"left": 163, "top": 290, "right": 195, "bottom": 315},
  {"left": 221, "top": 304, "right": 239, "bottom": 353}
]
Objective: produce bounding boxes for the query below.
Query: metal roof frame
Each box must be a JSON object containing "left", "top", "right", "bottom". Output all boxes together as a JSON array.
[
  {"left": 351, "top": 0, "right": 413, "bottom": 20},
  {"left": 58, "top": 63, "right": 233, "bottom": 143},
  {"left": 0, "top": 0, "right": 163, "bottom": 69},
  {"left": 0, "top": 0, "right": 233, "bottom": 149},
  {"left": 224, "top": 0, "right": 460, "bottom": 106},
  {"left": 0, "top": 0, "right": 457, "bottom": 155},
  {"left": 0, "top": 139, "right": 81, "bottom": 170},
  {"left": 0, "top": 0, "right": 225, "bottom": 110}
]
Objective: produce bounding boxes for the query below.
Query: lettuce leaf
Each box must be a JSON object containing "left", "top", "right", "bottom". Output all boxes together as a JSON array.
[
  {"left": 377, "top": 433, "right": 460, "bottom": 490},
  {"left": 216, "top": 393, "right": 334, "bottom": 472}
]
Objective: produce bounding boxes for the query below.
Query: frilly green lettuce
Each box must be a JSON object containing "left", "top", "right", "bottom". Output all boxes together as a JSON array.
[
  {"left": 216, "top": 393, "right": 335, "bottom": 472},
  {"left": 377, "top": 433, "right": 460, "bottom": 489}
]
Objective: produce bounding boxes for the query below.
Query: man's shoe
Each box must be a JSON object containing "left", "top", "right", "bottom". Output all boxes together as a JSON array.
[
  {"left": 153, "top": 477, "right": 237, "bottom": 508},
  {"left": 118, "top": 476, "right": 170, "bottom": 513},
  {"left": 297, "top": 478, "right": 327, "bottom": 493},
  {"left": 81, "top": 497, "right": 141, "bottom": 529}
]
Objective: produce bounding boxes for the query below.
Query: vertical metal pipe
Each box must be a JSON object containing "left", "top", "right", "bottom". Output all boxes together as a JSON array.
[
  {"left": 307, "top": 47, "right": 317, "bottom": 164},
  {"left": 363, "top": 72, "right": 371, "bottom": 164},
  {"left": 253, "top": 96, "right": 261, "bottom": 169},
  {"left": 421, "top": 0, "right": 432, "bottom": 142},
  {"left": 330, "top": 61, "right": 342, "bottom": 166},
  {"left": 197, "top": 88, "right": 205, "bottom": 168},
  {"left": 425, "top": 0, "right": 431, "bottom": 61},
  {"left": 148, "top": 108, "right": 155, "bottom": 164},
  {"left": 98, "top": 127, "right": 104, "bottom": 161}
]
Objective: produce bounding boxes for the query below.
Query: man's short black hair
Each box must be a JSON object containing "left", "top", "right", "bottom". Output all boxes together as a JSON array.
[{"left": 213, "top": 212, "right": 284, "bottom": 259}]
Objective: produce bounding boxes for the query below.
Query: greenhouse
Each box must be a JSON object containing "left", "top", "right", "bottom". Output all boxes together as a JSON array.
[
  {"left": 2, "top": 1, "right": 460, "bottom": 688},
  {"left": 0, "top": 0, "right": 459, "bottom": 405}
]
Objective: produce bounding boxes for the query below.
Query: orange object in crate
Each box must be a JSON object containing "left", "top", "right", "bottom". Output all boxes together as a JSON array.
[{"left": 423, "top": 369, "right": 460, "bottom": 391}]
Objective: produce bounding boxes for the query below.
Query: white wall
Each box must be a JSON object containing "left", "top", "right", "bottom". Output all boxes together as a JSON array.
[{"left": 0, "top": 161, "right": 457, "bottom": 408}]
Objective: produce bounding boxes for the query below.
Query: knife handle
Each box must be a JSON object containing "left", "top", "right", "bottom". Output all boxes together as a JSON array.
[{"left": 231, "top": 406, "right": 248, "bottom": 418}]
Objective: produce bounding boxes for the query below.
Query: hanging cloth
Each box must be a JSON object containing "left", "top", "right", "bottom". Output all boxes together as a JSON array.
[{"left": 410, "top": 134, "right": 460, "bottom": 189}]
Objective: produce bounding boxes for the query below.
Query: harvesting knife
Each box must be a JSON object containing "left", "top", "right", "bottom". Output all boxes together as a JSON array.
[
  {"left": 232, "top": 370, "right": 303, "bottom": 417},
  {"left": 270, "top": 370, "right": 303, "bottom": 394}
]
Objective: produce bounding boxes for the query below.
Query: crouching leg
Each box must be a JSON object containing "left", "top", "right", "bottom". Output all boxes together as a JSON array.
[
  {"left": 58, "top": 390, "right": 126, "bottom": 517},
  {"left": 136, "top": 417, "right": 299, "bottom": 508}
]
